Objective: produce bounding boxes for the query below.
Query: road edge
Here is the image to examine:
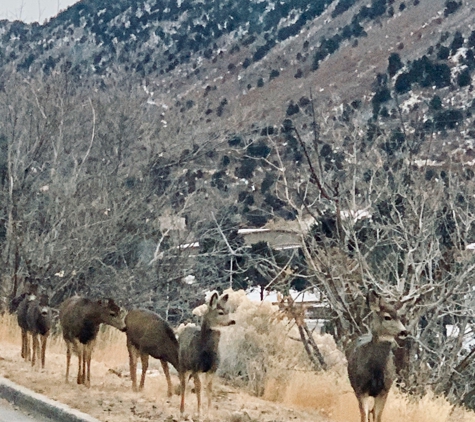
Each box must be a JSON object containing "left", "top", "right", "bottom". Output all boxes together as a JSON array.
[{"left": 0, "top": 376, "right": 101, "bottom": 422}]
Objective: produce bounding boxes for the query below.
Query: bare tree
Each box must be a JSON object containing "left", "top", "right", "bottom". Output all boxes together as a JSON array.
[
  {"left": 0, "top": 70, "right": 225, "bottom": 319},
  {"left": 257, "top": 102, "right": 475, "bottom": 404}
]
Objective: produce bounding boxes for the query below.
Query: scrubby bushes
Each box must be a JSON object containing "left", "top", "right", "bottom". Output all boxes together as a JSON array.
[{"left": 218, "top": 290, "right": 345, "bottom": 396}]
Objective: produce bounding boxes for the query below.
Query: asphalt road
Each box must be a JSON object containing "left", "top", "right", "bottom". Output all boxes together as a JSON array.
[
  {"left": 0, "top": 377, "right": 101, "bottom": 422},
  {"left": 0, "top": 398, "right": 51, "bottom": 421}
]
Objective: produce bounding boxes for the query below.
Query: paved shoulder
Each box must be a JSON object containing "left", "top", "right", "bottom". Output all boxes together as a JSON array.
[
  {"left": 0, "top": 398, "right": 50, "bottom": 421},
  {"left": 0, "top": 377, "right": 101, "bottom": 422}
]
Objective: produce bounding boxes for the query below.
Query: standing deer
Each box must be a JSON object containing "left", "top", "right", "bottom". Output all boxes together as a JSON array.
[
  {"left": 16, "top": 281, "right": 39, "bottom": 361},
  {"left": 125, "top": 309, "right": 179, "bottom": 397},
  {"left": 178, "top": 292, "right": 235, "bottom": 416},
  {"left": 26, "top": 293, "right": 52, "bottom": 368},
  {"left": 59, "top": 296, "right": 126, "bottom": 387},
  {"left": 347, "top": 290, "right": 408, "bottom": 422}
]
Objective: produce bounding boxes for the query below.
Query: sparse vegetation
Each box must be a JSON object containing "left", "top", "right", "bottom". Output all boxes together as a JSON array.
[{"left": 444, "top": 0, "right": 462, "bottom": 17}]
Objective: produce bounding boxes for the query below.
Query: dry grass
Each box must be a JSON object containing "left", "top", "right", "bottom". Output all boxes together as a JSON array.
[
  {"left": 1, "top": 292, "right": 475, "bottom": 422},
  {"left": 261, "top": 368, "right": 475, "bottom": 422},
  {"left": 0, "top": 312, "right": 129, "bottom": 369}
]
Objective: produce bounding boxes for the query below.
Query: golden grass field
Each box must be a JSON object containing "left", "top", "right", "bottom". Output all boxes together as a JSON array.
[{"left": 0, "top": 291, "right": 474, "bottom": 422}]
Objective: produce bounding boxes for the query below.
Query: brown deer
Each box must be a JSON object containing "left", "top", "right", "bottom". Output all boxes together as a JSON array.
[
  {"left": 178, "top": 292, "right": 235, "bottom": 416},
  {"left": 124, "top": 309, "right": 179, "bottom": 397},
  {"left": 16, "top": 281, "right": 39, "bottom": 361},
  {"left": 26, "top": 293, "right": 52, "bottom": 368},
  {"left": 347, "top": 290, "right": 408, "bottom": 422},
  {"left": 59, "top": 296, "right": 126, "bottom": 387}
]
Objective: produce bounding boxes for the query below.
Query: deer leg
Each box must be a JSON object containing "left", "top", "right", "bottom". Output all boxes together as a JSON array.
[
  {"left": 127, "top": 341, "right": 138, "bottom": 392},
  {"left": 27, "top": 332, "right": 31, "bottom": 361},
  {"left": 20, "top": 330, "right": 24, "bottom": 359},
  {"left": 160, "top": 359, "right": 173, "bottom": 398},
  {"left": 65, "top": 343, "right": 72, "bottom": 383},
  {"left": 179, "top": 371, "right": 187, "bottom": 414},
  {"left": 77, "top": 345, "right": 84, "bottom": 385},
  {"left": 31, "top": 334, "right": 38, "bottom": 367},
  {"left": 357, "top": 395, "right": 371, "bottom": 422},
  {"left": 373, "top": 393, "right": 388, "bottom": 422},
  {"left": 21, "top": 329, "right": 27, "bottom": 359},
  {"left": 139, "top": 352, "right": 149, "bottom": 390},
  {"left": 40, "top": 334, "right": 48, "bottom": 369},
  {"left": 193, "top": 373, "right": 202, "bottom": 416},
  {"left": 204, "top": 372, "right": 214, "bottom": 412},
  {"left": 84, "top": 343, "right": 92, "bottom": 387},
  {"left": 24, "top": 330, "right": 31, "bottom": 362}
]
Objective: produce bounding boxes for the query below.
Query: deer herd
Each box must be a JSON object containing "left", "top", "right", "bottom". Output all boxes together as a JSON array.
[{"left": 11, "top": 279, "right": 407, "bottom": 422}]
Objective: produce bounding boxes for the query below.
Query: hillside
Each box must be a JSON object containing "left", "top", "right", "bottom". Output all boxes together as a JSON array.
[
  {"left": 1, "top": 0, "right": 474, "bottom": 131},
  {"left": 0, "top": 0, "right": 474, "bottom": 311}
]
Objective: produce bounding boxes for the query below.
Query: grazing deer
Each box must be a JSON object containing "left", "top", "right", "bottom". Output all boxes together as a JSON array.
[
  {"left": 59, "top": 296, "right": 126, "bottom": 387},
  {"left": 347, "top": 290, "right": 408, "bottom": 422},
  {"left": 26, "top": 293, "right": 52, "bottom": 368},
  {"left": 178, "top": 292, "right": 235, "bottom": 416},
  {"left": 125, "top": 309, "right": 179, "bottom": 397},
  {"left": 16, "top": 281, "right": 39, "bottom": 361}
]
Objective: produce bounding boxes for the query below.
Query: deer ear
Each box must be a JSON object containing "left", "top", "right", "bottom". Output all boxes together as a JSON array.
[
  {"left": 209, "top": 292, "right": 219, "bottom": 308},
  {"left": 367, "top": 290, "right": 381, "bottom": 312},
  {"left": 219, "top": 294, "right": 229, "bottom": 304}
]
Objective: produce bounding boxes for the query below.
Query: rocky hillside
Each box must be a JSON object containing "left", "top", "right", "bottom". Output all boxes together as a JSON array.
[{"left": 1, "top": 0, "right": 474, "bottom": 132}]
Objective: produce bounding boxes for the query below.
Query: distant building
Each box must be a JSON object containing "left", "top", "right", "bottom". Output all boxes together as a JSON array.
[
  {"left": 157, "top": 215, "right": 186, "bottom": 231},
  {"left": 246, "top": 287, "right": 331, "bottom": 333},
  {"left": 238, "top": 228, "right": 301, "bottom": 250}
]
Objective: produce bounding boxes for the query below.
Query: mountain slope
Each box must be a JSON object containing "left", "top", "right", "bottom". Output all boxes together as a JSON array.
[
  {"left": 1, "top": 0, "right": 474, "bottom": 131},
  {"left": 1, "top": 0, "right": 475, "bottom": 301}
]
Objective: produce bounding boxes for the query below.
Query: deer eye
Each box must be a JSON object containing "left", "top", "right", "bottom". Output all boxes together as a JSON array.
[{"left": 384, "top": 314, "right": 392, "bottom": 321}]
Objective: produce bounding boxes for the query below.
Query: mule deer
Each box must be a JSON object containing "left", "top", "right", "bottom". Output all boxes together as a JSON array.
[
  {"left": 26, "top": 293, "right": 52, "bottom": 368},
  {"left": 59, "top": 296, "right": 126, "bottom": 387},
  {"left": 16, "top": 281, "right": 39, "bottom": 361},
  {"left": 178, "top": 292, "right": 235, "bottom": 416},
  {"left": 125, "top": 309, "right": 179, "bottom": 397},
  {"left": 347, "top": 290, "right": 408, "bottom": 422}
]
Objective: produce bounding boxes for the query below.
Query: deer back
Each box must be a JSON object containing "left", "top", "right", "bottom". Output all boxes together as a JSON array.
[
  {"left": 16, "top": 282, "right": 40, "bottom": 330},
  {"left": 125, "top": 309, "right": 179, "bottom": 370},
  {"left": 60, "top": 296, "right": 125, "bottom": 344},
  {"left": 17, "top": 296, "right": 31, "bottom": 331}
]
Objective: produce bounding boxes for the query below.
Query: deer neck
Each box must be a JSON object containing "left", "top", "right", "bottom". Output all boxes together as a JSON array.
[
  {"left": 200, "top": 318, "right": 214, "bottom": 337},
  {"left": 87, "top": 306, "right": 105, "bottom": 325},
  {"left": 200, "top": 319, "right": 220, "bottom": 349}
]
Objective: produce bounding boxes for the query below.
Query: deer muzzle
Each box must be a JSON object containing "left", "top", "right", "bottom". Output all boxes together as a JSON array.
[{"left": 398, "top": 330, "right": 408, "bottom": 339}]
